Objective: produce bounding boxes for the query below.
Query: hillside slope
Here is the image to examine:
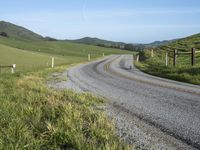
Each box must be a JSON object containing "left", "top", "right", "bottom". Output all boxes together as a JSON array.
[
  {"left": 0, "top": 44, "right": 85, "bottom": 72},
  {"left": 160, "top": 33, "right": 200, "bottom": 51},
  {"left": 136, "top": 33, "right": 200, "bottom": 85},
  {"left": 0, "top": 21, "right": 131, "bottom": 59},
  {"left": 0, "top": 21, "right": 44, "bottom": 41},
  {"left": 67, "top": 37, "right": 125, "bottom": 46},
  {"left": 145, "top": 39, "right": 176, "bottom": 47}
]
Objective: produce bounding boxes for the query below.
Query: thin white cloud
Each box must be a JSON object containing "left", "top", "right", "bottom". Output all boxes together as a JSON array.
[{"left": 83, "top": 8, "right": 200, "bottom": 18}]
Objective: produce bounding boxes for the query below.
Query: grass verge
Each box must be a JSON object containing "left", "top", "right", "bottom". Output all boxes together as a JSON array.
[{"left": 0, "top": 66, "right": 131, "bottom": 149}]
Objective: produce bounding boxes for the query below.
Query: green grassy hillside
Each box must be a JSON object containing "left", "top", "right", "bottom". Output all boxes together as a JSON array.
[
  {"left": 0, "top": 37, "right": 130, "bottom": 59},
  {"left": 160, "top": 33, "right": 200, "bottom": 51},
  {"left": 0, "top": 44, "right": 85, "bottom": 73},
  {"left": 0, "top": 21, "right": 132, "bottom": 73},
  {"left": 67, "top": 37, "right": 125, "bottom": 47},
  {"left": 136, "top": 33, "right": 200, "bottom": 85},
  {"left": 0, "top": 21, "right": 44, "bottom": 41},
  {"left": 0, "top": 21, "right": 130, "bottom": 59}
]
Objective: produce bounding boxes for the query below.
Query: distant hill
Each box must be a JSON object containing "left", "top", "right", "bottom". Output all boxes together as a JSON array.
[
  {"left": 0, "top": 21, "right": 131, "bottom": 60},
  {"left": 66, "top": 37, "right": 147, "bottom": 51},
  {"left": 44, "top": 36, "right": 58, "bottom": 41},
  {"left": 68, "top": 37, "right": 182, "bottom": 51},
  {"left": 145, "top": 39, "right": 176, "bottom": 48},
  {"left": 0, "top": 21, "right": 44, "bottom": 41},
  {"left": 67, "top": 37, "right": 125, "bottom": 47},
  {"left": 159, "top": 33, "right": 200, "bottom": 51}
]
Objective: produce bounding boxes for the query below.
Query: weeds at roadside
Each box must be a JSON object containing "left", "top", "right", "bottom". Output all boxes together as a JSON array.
[{"left": 0, "top": 66, "right": 131, "bottom": 149}]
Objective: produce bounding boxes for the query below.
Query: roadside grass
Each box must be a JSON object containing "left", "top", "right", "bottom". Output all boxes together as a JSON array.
[
  {"left": 0, "top": 66, "right": 131, "bottom": 149},
  {"left": 135, "top": 50, "right": 200, "bottom": 85}
]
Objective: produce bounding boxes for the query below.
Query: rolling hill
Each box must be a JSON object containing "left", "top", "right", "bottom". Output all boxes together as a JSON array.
[
  {"left": 136, "top": 33, "right": 200, "bottom": 85},
  {"left": 67, "top": 37, "right": 125, "bottom": 47},
  {"left": 0, "top": 21, "right": 130, "bottom": 56},
  {"left": 159, "top": 33, "right": 200, "bottom": 51},
  {"left": 0, "top": 44, "right": 84, "bottom": 72},
  {"left": 0, "top": 21, "right": 131, "bottom": 72},
  {"left": 145, "top": 39, "right": 176, "bottom": 47},
  {"left": 0, "top": 21, "right": 44, "bottom": 41}
]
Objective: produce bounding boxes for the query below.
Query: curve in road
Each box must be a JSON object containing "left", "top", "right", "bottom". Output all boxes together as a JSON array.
[{"left": 57, "top": 55, "right": 200, "bottom": 149}]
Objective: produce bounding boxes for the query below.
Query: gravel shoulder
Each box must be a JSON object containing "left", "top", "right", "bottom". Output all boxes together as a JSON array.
[{"left": 49, "top": 55, "right": 200, "bottom": 150}]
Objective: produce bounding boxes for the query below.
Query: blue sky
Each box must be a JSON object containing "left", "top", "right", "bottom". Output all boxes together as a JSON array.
[{"left": 1, "top": 0, "right": 200, "bottom": 43}]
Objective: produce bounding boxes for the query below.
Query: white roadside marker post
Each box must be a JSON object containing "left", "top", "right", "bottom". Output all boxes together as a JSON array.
[
  {"left": 12, "top": 64, "right": 16, "bottom": 74},
  {"left": 102, "top": 53, "right": 105, "bottom": 57},
  {"left": 136, "top": 55, "right": 140, "bottom": 62},
  {"left": 165, "top": 52, "right": 168, "bottom": 66},
  {"left": 151, "top": 49, "right": 154, "bottom": 57},
  {"left": 52, "top": 57, "right": 54, "bottom": 68},
  {"left": 88, "top": 54, "right": 91, "bottom": 61}
]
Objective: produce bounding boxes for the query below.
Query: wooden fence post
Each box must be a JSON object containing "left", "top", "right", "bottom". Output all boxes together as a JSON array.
[
  {"left": 52, "top": 57, "right": 54, "bottom": 68},
  {"left": 191, "top": 48, "right": 196, "bottom": 66},
  {"left": 173, "top": 49, "right": 177, "bottom": 66},
  {"left": 165, "top": 52, "right": 168, "bottom": 66}
]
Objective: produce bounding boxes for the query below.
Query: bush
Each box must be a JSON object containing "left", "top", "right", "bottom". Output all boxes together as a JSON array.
[
  {"left": 139, "top": 50, "right": 151, "bottom": 61},
  {"left": 0, "top": 32, "right": 8, "bottom": 37}
]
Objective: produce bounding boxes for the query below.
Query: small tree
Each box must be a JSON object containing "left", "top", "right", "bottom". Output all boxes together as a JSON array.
[{"left": 0, "top": 32, "right": 8, "bottom": 37}]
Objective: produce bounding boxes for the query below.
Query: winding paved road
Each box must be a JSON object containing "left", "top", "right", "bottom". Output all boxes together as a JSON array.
[{"left": 58, "top": 55, "right": 200, "bottom": 149}]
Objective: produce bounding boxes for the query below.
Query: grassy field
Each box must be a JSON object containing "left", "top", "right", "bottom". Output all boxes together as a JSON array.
[
  {"left": 0, "top": 37, "right": 131, "bottom": 58},
  {"left": 159, "top": 33, "right": 200, "bottom": 51},
  {"left": 135, "top": 50, "right": 200, "bottom": 85},
  {"left": 0, "top": 21, "right": 132, "bottom": 73},
  {"left": 0, "top": 36, "right": 132, "bottom": 73},
  {"left": 0, "top": 38, "right": 132, "bottom": 73},
  {"left": 0, "top": 66, "right": 131, "bottom": 149},
  {"left": 0, "top": 44, "right": 86, "bottom": 73}
]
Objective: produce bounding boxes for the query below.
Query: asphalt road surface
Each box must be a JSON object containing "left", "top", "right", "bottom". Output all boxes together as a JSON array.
[{"left": 53, "top": 55, "right": 200, "bottom": 149}]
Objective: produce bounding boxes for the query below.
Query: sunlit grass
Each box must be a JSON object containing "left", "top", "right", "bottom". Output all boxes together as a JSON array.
[
  {"left": 0, "top": 66, "right": 131, "bottom": 149},
  {"left": 135, "top": 50, "right": 200, "bottom": 85}
]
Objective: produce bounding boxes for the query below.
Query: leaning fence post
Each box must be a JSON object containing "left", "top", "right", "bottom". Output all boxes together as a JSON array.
[
  {"left": 191, "top": 48, "right": 196, "bottom": 66},
  {"left": 52, "top": 57, "right": 54, "bottom": 68},
  {"left": 165, "top": 52, "right": 168, "bottom": 66},
  {"left": 88, "top": 54, "right": 91, "bottom": 61},
  {"left": 173, "top": 49, "right": 177, "bottom": 66}
]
